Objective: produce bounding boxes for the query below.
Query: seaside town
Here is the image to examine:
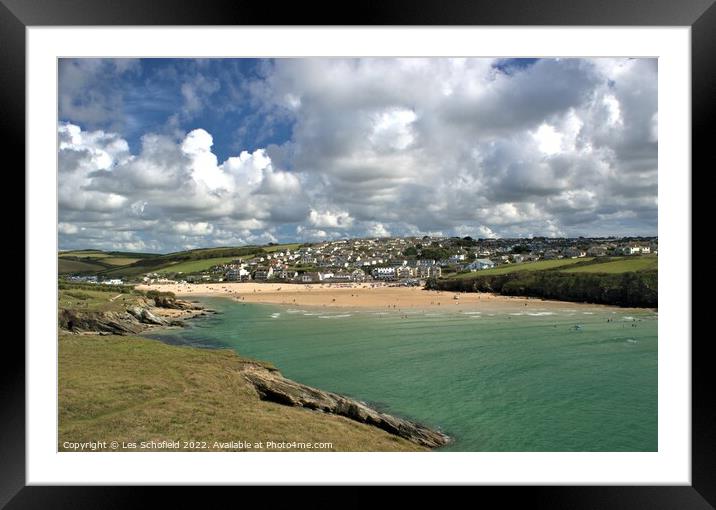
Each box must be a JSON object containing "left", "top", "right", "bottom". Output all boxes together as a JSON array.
[{"left": 66, "top": 235, "right": 658, "bottom": 287}]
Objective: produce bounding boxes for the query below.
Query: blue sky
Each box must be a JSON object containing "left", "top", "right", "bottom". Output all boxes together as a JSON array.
[
  {"left": 60, "top": 58, "right": 294, "bottom": 160},
  {"left": 58, "top": 58, "right": 658, "bottom": 253}
]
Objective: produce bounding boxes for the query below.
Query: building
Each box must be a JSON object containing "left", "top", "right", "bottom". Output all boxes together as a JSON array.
[
  {"left": 416, "top": 265, "right": 441, "bottom": 279},
  {"left": 276, "top": 269, "right": 298, "bottom": 280},
  {"left": 372, "top": 267, "right": 396, "bottom": 280},
  {"left": 563, "top": 247, "right": 587, "bottom": 258},
  {"left": 618, "top": 245, "right": 646, "bottom": 255},
  {"left": 465, "top": 259, "right": 495, "bottom": 271},
  {"left": 301, "top": 272, "right": 321, "bottom": 283},
  {"left": 226, "top": 267, "right": 251, "bottom": 281},
  {"left": 395, "top": 266, "right": 414, "bottom": 279},
  {"left": 330, "top": 272, "right": 352, "bottom": 282},
  {"left": 253, "top": 266, "right": 274, "bottom": 280}
]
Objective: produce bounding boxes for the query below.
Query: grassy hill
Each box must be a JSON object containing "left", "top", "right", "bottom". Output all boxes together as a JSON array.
[
  {"left": 59, "top": 333, "right": 423, "bottom": 452},
  {"left": 58, "top": 249, "right": 159, "bottom": 275},
  {"left": 58, "top": 258, "right": 109, "bottom": 274},
  {"left": 264, "top": 243, "right": 301, "bottom": 253},
  {"left": 58, "top": 243, "right": 303, "bottom": 279},
  {"left": 449, "top": 258, "right": 592, "bottom": 278},
  {"left": 156, "top": 256, "right": 242, "bottom": 275},
  {"left": 560, "top": 255, "right": 657, "bottom": 273}
]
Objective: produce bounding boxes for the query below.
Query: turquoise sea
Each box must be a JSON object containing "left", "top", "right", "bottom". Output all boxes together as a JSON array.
[{"left": 149, "top": 298, "right": 658, "bottom": 451}]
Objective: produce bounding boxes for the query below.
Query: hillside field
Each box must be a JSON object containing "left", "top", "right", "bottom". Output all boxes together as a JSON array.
[
  {"left": 58, "top": 243, "right": 305, "bottom": 279},
  {"left": 58, "top": 258, "right": 108, "bottom": 274},
  {"left": 156, "top": 256, "right": 240, "bottom": 274},
  {"left": 560, "top": 256, "right": 658, "bottom": 274},
  {"left": 450, "top": 258, "right": 592, "bottom": 278}
]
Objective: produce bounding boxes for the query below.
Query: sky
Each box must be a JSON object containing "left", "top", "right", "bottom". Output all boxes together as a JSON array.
[{"left": 58, "top": 58, "right": 658, "bottom": 253}]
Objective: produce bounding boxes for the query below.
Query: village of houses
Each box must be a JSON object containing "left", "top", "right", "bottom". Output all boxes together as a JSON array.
[{"left": 138, "top": 236, "right": 658, "bottom": 287}]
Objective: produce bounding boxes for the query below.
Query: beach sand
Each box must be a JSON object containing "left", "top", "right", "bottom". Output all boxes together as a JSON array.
[{"left": 136, "top": 281, "right": 606, "bottom": 312}]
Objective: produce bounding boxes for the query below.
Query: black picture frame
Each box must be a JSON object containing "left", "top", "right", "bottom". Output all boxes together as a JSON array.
[{"left": 4, "top": 0, "right": 710, "bottom": 505}]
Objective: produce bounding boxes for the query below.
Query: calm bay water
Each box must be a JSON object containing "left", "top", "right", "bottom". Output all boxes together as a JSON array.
[{"left": 149, "top": 298, "right": 657, "bottom": 451}]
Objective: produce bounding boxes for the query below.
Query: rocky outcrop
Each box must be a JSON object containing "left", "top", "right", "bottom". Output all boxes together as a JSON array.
[
  {"left": 59, "top": 309, "right": 146, "bottom": 335},
  {"left": 127, "top": 306, "right": 171, "bottom": 326},
  {"left": 153, "top": 295, "right": 202, "bottom": 310},
  {"left": 59, "top": 307, "right": 185, "bottom": 335},
  {"left": 242, "top": 365, "right": 451, "bottom": 449}
]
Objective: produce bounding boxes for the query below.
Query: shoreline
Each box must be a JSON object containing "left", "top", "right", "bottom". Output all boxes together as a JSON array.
[{"left": 137, "top": 281, "right": 652, "bottom": 313}]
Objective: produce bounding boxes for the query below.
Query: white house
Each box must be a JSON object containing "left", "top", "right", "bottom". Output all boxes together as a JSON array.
[
  {"left": 330, "top": 272, "right": 352, "bottom": 282},
  {"left": 465, "top": 259, "right": 495, "bottom": 271},
  {"left": 226, "top": 267, "right": 251, "bottom": 281},
  {"left": 372, "top": 267, "right": 396, "bottom": 280}
]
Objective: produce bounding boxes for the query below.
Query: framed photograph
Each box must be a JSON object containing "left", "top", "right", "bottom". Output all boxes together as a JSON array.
[{"left": 6, "top": 0, "right": 711, "bottom": 504}]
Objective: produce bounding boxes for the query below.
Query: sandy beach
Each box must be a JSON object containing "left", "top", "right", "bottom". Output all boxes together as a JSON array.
[{"left": 136, "top": 281, "right": 610, "bottom": 312}]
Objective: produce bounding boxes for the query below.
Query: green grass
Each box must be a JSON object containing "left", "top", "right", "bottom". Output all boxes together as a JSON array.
[
  {"left": 102, "top": 257, "right": 142, "bottom": 266},
  {"left": 58, "top": 334, "right": 423, "bottom": 452},
  {"left": 59, "top": 251, "right": 111, "bottom": 259},
  {"left": 58, "top": 258, "right": 108, "bottom": 274},
  {"left": 264, "top": 243, "right": 301, "bottom": 253},
  {"left": 156, "top": 256, "right": 239, "bottom": 274},
  {"left": 59, "top": 250, "right": 155, "bottom": 274},
  {"left": 58, "top": 287, "right": 145, "bottom": 312},
  {"left": 449, "top": 258, "right": 592, "bottom": 278},
  {"left": 561, "top": 256, "right": 658, "bottom": 274}
]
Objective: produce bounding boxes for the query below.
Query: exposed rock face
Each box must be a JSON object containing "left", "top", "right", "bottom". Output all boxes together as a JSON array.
[
  {"left": 59, "top": 309, "right": 147, "bottom": 335},
  {"left": 242, "top": 365, "right": 451, "bottom": 448},
  {"left": 59, "top": 307, "right": 185, "bottom": 335}
]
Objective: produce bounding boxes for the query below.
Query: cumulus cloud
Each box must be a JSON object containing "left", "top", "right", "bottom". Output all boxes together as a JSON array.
[
  {"left": 58, "top": 122, "right": 309, "bottom": 251},
  {"left": 59, "top": 58, "right": 657, "bottom": 251},
  {"left": 308, "top": 210, "right": 354, "bottom": 229}
]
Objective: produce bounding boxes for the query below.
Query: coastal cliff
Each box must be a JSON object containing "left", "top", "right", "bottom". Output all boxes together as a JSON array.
[{"left": 427, "top": 269, "right": 657, "bottom": 308}]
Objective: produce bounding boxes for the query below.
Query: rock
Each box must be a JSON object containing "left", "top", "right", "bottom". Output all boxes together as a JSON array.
[
  {"left": 127, "top": 306, "right": 170, "bottom": 326},
  {"left": 242, "top": 366, "right": 450, "bottom": 449},
  {"left": 60, "top": 306, "right": 178, "bottom": 335},
  {"left": 58, "top": 309, "right": 145, "bottom": 335},
  {"left": 153, "top": 296, "right": 197, "bottom": 310},
  {"left": 141, "top": 308, "right": 170, "bottom": 326}
]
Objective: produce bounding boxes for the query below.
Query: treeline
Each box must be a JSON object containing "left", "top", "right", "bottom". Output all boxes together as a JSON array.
[{"left": 426, "top": 270, "right": 657, "bottom": 308}]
